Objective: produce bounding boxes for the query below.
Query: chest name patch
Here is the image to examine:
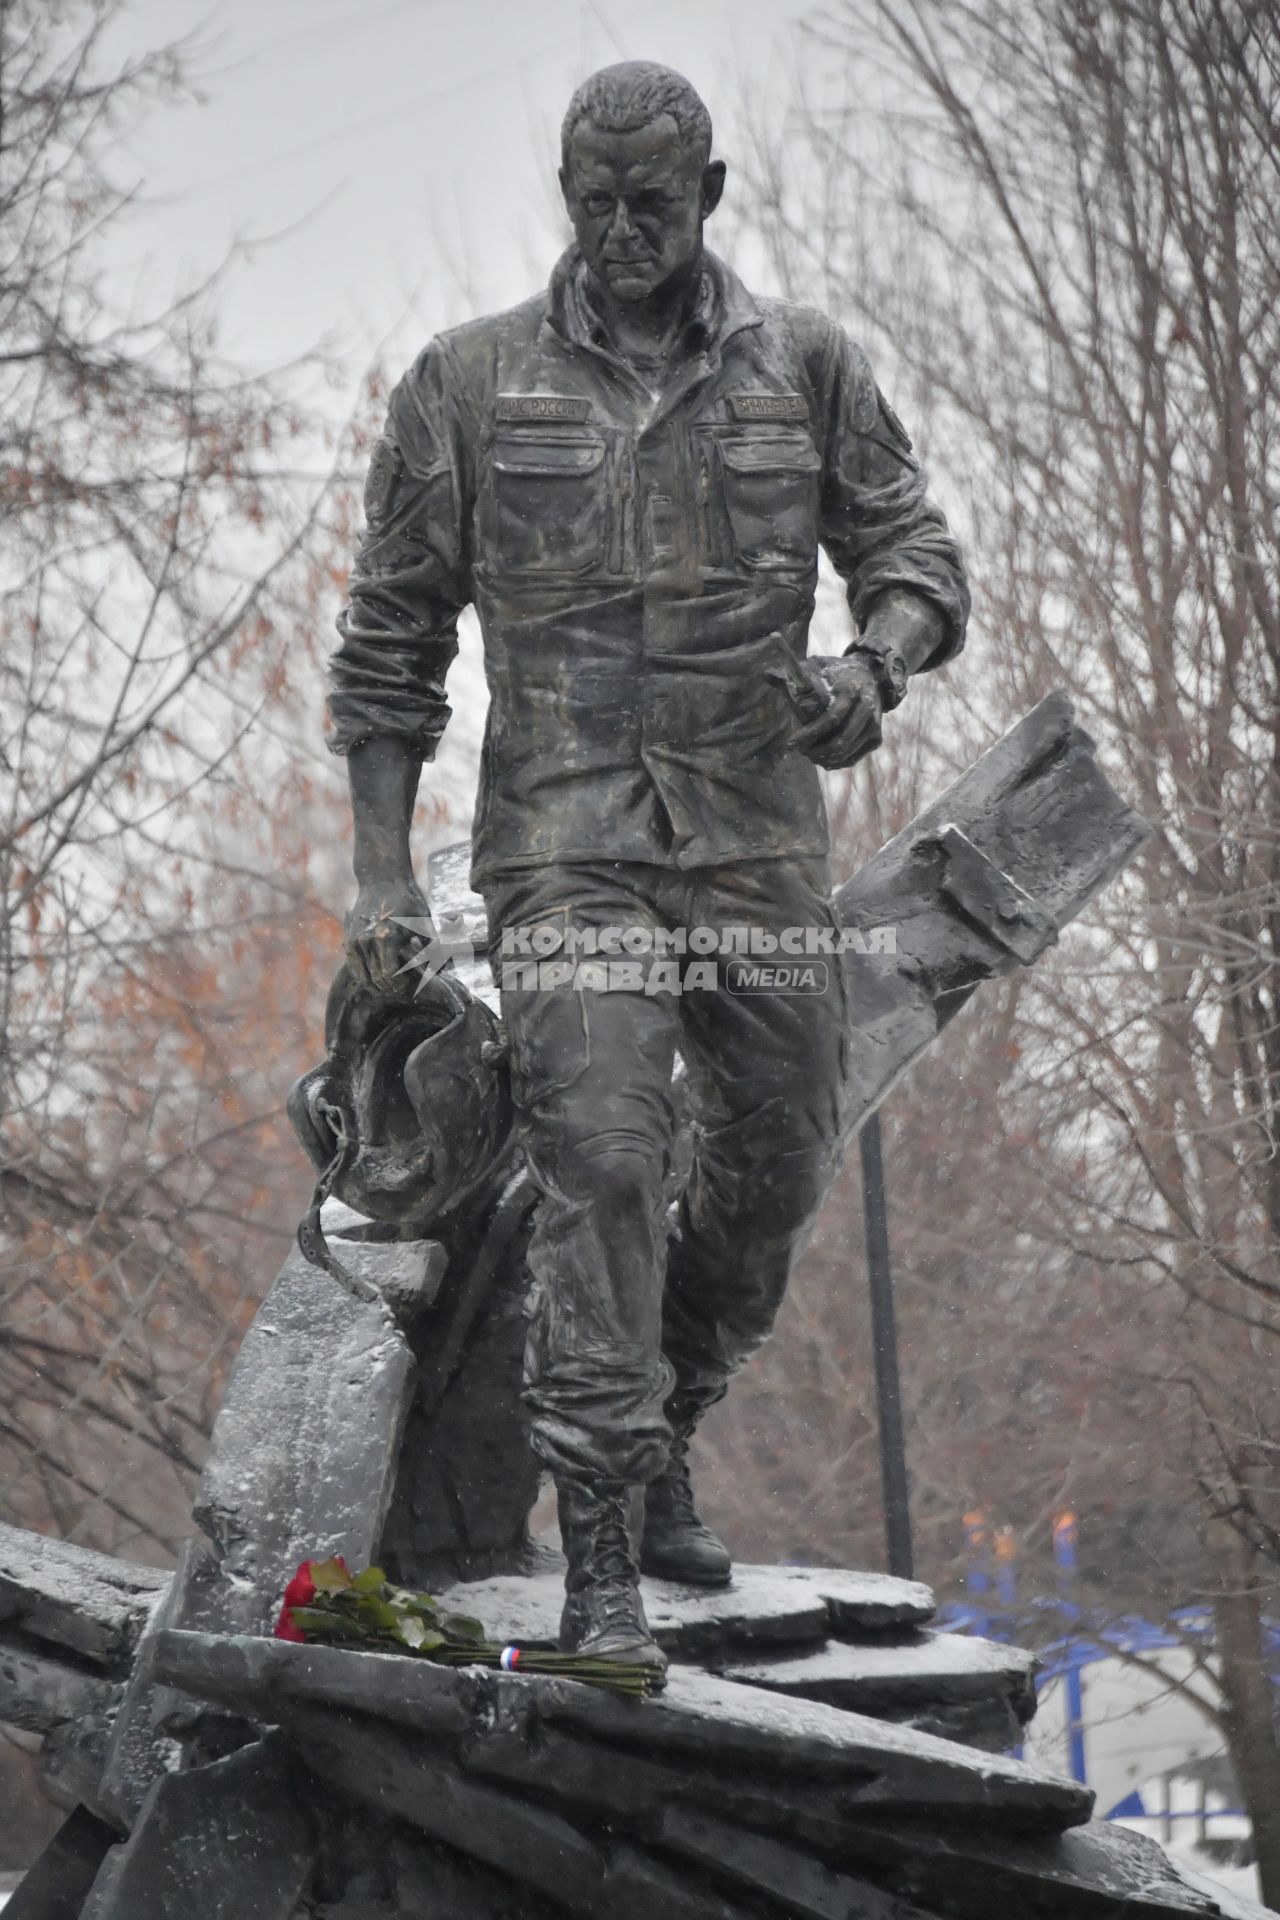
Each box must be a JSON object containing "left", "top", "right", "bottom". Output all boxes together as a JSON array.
[
  {"left": 496, "top": 393, "right": 592, "bottom": 422},
  {"left": 729, "top": 392, "right": 808, "bottom": 421}
]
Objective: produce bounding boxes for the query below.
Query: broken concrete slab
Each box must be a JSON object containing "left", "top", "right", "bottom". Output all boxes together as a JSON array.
[
  {"left": 0, "top": 1632, "right": 114, "bottom": 1737},
  {"left": 833, "top": 694, "right": 1150, "bottom": 1144},
  {"left": 559, "top": 1665, "right": 1092, "bottom": 1828},
  {"left": 836, "top": 1813, "right": 1228, "bottom": 1919},
  {"left": 1, "top": 1540, "right": 1258, "bottom": 1920},
  {"left": 314, "top": 1214, "right": 449, "bottom": 1323},
  {"left": 311, "top": 1815, "right": 566, "bottom": 1920},
  {"left": 277, "top": 1699, "right": 610, "bottom": 1914},
  {"left": 154, "top": 1649, "right": 921, "bottom": 1919},
  {"left": 431, "top": 1564, "right": 816, "bottom": 1654},
  {"left": 457, "top": 1709, "right": 986, "bottom": 1873},
  {"left": 298, "top": 1709, "right": 785, "bottom": 1919},
  {"left": 321, "top": 1820, "right": 764, "bottom": 1920},
  {"left": 78, "top": 1736, "right": 317, "bottom": 1920},
  {"left": 879, "top": 1691, "right": 1030, "bottom": 1756},
  {"left": 794, "top": 1564, "right": 937, "bottom": 1633},
  {"left": 467, "top": 1729, "right": 1227, "bottom": 1920},
  {"left": 600, "top": 1846, "right": 768, "bottom": 1920},
  {"left": 92, "top": 1230, "right": 425, "bottom": 1829},
  {"left": 152, "top": 1629, "right": 1093, "bottom": 1830},
  {"left": 188, "top": 1244, "right": 419, "bottom": 1640},
  {"left": 717, "top": 1628, "right": 1038, "bottom": 1751},
  {"left": 93, "top": 1551, "right": 189, "bottom": 1829},
  {"left": 1175, "top": 1864, "right": 1275, "bottom": 1920},
  {"left": 431, "top": 1561, "right": 934, "bottom": 1661},
  {"left": 150, "top": 1631, "right": 471, "bottom": 1740},
  {"left": 0, "top": 1523, "right": 167, "bottom": 1669},
  {"left": 661, "top": 1803, "right": 941, "bottom": 1920},
  {"left": 38, "top": 1711, "right": 119, "bottom": 1824},
  {"left": 937, "top": 820, "right": 1058, "bottom": 962},
  {"left": 3, "top": 1805, "right": 119, "bottom": 1920}
]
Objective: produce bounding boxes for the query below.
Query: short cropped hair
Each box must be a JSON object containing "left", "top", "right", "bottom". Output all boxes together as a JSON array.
[{"left": 561, "top": 62, "right": 713, "bottom": 167}]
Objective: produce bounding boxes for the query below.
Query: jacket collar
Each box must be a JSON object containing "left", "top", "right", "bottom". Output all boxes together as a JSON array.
[{"left": 546, "top": 245, "right": 763, "bottom": 359}]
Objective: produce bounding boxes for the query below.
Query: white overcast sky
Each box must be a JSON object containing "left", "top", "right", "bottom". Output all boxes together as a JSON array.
[{"left": 104, "top": 0, "right": 818, "bottom": 377}]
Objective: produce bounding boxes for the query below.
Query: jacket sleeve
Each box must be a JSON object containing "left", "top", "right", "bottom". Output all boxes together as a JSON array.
[
  {"left": 327, "top": 339, "right": 472, "bottom": 758},
  {"left": 816, "top": 327, "right": 969, "bottom": 671}
]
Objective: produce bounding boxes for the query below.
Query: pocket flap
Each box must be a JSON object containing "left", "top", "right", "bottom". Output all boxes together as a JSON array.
[
  {"left": 720, "top": 433, "right": 821, "bottom": 475},
  {"left": 492, "top": 437, "right": 605, "bottom": 477},
  {"left": 502, "top": 903, "right": 573, "bottom": 958}
]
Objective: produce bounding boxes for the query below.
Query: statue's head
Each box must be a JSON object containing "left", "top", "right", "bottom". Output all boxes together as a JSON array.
[{"left": 559, "top": 62, "right": 725, "bottom": 304}]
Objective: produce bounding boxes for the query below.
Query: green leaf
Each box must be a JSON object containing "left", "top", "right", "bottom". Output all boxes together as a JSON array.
[
  {"left": 353, "top": 1594, "right": 403, "bottom": 1633},
  {"left": 398, "top": 1591, "right": 444, "bottom": 1621},
  {"left": 309, "top": 1557, "right": 352, "bottom": 1594},
  {"left": 397, "top": 1617, "right": 445, "bottom": 1653},
  {"left": 441, "top": 1612, "right": 486, "bottom": 1643},
  {"left": 350, "top": 1565, "right": 388, "bottom": 1595}
]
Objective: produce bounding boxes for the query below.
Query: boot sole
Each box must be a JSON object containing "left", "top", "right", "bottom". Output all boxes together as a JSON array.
[{"left": 560, "top": 1639, "right": 669, "bottom": 1673}]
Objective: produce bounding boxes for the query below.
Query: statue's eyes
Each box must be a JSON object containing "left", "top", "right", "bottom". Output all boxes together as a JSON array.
[{"left": 583, "top": 194, "right": 614, "bottom": 218}]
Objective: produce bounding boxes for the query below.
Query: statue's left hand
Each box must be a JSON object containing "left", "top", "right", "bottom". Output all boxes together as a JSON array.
[
  {"left": 344, "top": 877, "right": 436, "bottom": 999},
  {"left": 788, "top": 654, "right": 884, "bottom": 770}
]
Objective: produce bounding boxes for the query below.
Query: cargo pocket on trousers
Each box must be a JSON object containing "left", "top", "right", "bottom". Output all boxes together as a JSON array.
[{"left": 500, "top": 908, "right": 591, "bottom": 1110}]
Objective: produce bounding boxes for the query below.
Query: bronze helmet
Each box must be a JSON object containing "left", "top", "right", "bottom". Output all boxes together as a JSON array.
[{"left": 288, "top": 963, "right": 513, "bottom": 1233}]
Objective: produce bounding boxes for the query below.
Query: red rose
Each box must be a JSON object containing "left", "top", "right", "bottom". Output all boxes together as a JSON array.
[
  {"left": 273, "top": 1556, "right": 349, "bottom": 1643},
  {"left": 282, "top": 1562, "right": 318, "bottom": 1610}
]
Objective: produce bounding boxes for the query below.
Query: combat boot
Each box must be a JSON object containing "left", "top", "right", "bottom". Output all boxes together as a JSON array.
[
  {"left": 640, "top": 1431, "right": 732, "bottom": 1587},
  {"left": 557, "top": 1477, "right": 668, "bottom": 1679}
]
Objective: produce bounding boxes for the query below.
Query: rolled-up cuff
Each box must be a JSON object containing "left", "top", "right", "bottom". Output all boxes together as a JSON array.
[{"left": 325, "top": 694, "right": 449, "bottom": 759}]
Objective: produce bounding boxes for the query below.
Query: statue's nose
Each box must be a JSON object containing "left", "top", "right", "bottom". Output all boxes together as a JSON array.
[{"left": 606, "top": 199, "right": 637, "bottom": 244}]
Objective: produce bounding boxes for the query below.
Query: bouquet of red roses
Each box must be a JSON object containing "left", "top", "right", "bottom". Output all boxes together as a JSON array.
[{"left": 274, "top": 1556, "right": 663, "bottom": 1698}]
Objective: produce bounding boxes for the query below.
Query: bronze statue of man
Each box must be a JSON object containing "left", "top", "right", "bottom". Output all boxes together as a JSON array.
[{"left": 328, "top": 62, "right": 968, "bottom": 1675}]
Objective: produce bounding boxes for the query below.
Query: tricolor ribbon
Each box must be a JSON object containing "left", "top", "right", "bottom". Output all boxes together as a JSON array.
[{"left": 499, "top": 1645, "right": 521, "bottom": 1671}]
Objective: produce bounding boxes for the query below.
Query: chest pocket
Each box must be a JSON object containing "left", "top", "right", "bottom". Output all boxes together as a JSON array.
[
  {"left": 718, "top": 431, "right": 821, "bottom": 571},
  {"left": 489, "top": 434, "right": 607, "bottom": 575}
]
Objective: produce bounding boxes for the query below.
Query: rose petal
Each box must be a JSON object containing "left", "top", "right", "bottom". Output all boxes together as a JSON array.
[
  {"left": 273, "top": 1606, "right": 305, "bottom": 1643},
  {"left": 282, "top": 1561, "right": 317, "bottom": 1609}
]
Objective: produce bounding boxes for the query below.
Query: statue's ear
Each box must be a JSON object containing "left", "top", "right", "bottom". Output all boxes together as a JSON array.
[
  {"left": 702, "top": 160, "right": 727, "bottom": 218},
  {"left": 558, "top": 164, "right": 573, "bottom": 214}
]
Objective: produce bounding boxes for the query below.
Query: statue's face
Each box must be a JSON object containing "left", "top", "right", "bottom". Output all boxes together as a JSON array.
[{"left": 560, "top": 114, "right": 725, "bottom": 304}]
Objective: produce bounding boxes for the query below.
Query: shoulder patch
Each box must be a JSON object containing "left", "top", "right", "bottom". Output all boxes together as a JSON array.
[
  {"left": 363, "top": 436, "right": 404, "bottom": 524},
  {"left": 496, "top": 393, "right": 592, "bottom": 423},
  {"left": 729, "top": 391, "right": 809, "bottom": 422}
]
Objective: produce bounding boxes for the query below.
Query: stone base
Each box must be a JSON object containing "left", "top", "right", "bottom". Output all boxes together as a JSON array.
[
  {"left": 3, "top": 1528, "right": 1274, "bottom": 1918},
  {"left": 140, "top": 1567, "right": 1270, "bottom": 1920}
]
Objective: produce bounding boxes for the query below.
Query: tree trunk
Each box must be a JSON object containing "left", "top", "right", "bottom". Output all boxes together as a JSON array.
[{"left": 1215, "top": 1529, "right": 1280, "bottom": 1909}]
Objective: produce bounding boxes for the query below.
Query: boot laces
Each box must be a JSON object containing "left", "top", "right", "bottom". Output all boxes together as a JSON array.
[
  {"left": 580, "top": 1509, "right": 643, "bottom": 1630},
  {"left": 663, "top": 1435, "right": 698, "bottom": 1524}
]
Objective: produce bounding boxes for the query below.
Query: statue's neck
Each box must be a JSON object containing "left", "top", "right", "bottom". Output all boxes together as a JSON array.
[{"left": 587, "top": 249, "right": 704, "bottom": 366}]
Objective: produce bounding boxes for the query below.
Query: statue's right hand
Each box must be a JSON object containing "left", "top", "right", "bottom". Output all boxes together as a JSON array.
[{"left": 344, "top": 878, "right": 436, "bottom": 999}]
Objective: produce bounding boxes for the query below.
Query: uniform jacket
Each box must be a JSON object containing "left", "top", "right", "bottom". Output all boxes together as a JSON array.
[{"left": 329, "top": 247, "right": 969, "bottom": 886}]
